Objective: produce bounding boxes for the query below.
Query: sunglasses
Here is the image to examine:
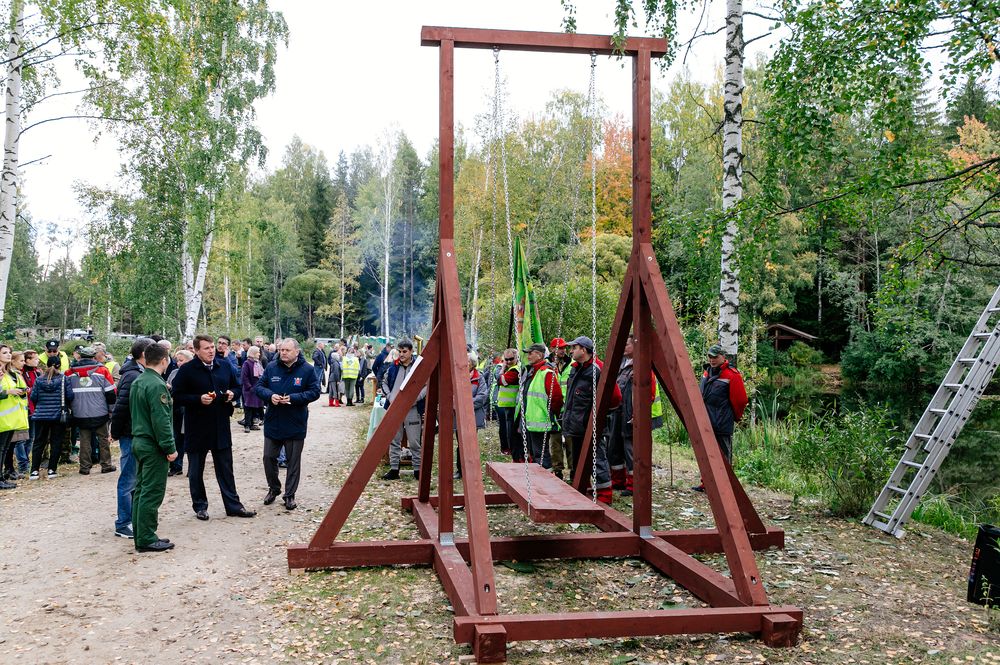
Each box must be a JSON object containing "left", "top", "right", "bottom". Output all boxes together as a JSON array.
[{"left": 504, "top": 357, "right": 515, "bottom": 362}]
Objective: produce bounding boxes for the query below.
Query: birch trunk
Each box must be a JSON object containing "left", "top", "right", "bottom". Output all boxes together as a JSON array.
[
  {"left": 223, "top": 272, "right": 231, "bottom": 327},
  {"left": 0, "top": 0, "right": 25, "bottom": 323},
  {"left": 339, "top": 206, "right": 345, "bottom": 339},
  {"left": 718, "top": 0, "right": 744, "bottom": 358},
  {"left": 181, "top": 34, "right": 227, "bottom": 339}
]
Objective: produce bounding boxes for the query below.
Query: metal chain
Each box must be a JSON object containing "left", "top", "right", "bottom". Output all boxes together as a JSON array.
[
  {"left": 588, "top": 51, "right": 599, "bottom": 503},
  {"left": 493, "top": 47, "right": 533, "bottom": 510}
]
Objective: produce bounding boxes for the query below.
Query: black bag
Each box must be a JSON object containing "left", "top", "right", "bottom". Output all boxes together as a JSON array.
[{"left": 967, "top": 523, "right": 1000, "bottom": 608}]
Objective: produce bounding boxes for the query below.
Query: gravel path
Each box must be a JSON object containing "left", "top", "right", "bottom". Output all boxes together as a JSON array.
[{"left": 0, "top": 400, "right": 368, "bottom": 664}]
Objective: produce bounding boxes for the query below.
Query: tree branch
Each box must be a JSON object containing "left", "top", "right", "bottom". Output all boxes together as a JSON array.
[
  {"left": 23, "top": 83, "right": 115, "bottom": 113},
  {"left": 19, "top": 114, "right": 138, "bottom": 137},
  {"left": 20, "top": 154, "right": 52, "bottom": 168},
  {"left": 0, "top": 20, "right": 115, "bottom": 67}
]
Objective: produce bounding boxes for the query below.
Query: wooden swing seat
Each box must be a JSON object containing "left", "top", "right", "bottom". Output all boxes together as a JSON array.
[{"left": 486, "top": 462, "right": 604, "bottom": 524}]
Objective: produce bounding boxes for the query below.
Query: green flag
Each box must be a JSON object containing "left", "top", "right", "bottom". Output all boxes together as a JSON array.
[{"left": 512, "top": 237, "right": 545, "bottom": 351}]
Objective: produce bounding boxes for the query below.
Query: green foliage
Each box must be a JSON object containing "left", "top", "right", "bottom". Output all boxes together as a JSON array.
[
  {"left": 790, "top": 406, "right": 903, "bottom": 517},
  {"left": 787, "top": 341, "right": 822, "bottom": 367}
]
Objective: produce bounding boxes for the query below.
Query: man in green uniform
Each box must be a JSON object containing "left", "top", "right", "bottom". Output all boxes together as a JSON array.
[{"left": 130, "top": 342, "right": 178, "bottom": 553}]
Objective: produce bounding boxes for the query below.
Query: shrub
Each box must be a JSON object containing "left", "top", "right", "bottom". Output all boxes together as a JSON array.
[
  {"left": 794, "top": 406, "right": 903, "bottom": 517},
  {"left": 787, "top": 341, "right": 823, "bottom": 367}
]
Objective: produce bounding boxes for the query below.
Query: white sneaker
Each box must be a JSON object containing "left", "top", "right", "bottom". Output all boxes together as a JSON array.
[
  {"left": 47, "top": 470, "right": 58, "bottom": 479},
  {"left": 29, "top": 471, "right": 39, "bottom": 480}
]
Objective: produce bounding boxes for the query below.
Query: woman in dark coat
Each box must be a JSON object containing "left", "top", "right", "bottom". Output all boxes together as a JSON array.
[
  {"left": 240, "top": 346, "right": 265, "bottom": 433},
  {"left": 29, "top": 358, "right": 74, "bottom": 479}
]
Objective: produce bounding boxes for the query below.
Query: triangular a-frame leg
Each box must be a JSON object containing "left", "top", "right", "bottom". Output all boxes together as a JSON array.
[{"left": 571, "top": 246, "right": 770, "bottom": 607}]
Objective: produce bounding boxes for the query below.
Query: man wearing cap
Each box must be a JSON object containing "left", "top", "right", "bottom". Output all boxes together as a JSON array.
[
  {"left": 65, "top": 346, "right": 117, "bottom": 474},
  {"left": 608, "top": 334, "right": 657, "bottom": 497},
  {"left": 43, "top": 340, "right": 69, "bottom": 372},
  {"left": 694, "top": 344, "right": 748, "bottom": 492},
  {"left": 512, "top": 343, "right": 562, "bottom": 465},
  {"left": 493, "top": 349, "right": 520, "bottom": 456},
  {"left": 548, "top": 338, "right": 573, "bottom": 479},
  {"left": 380, "top": 339, "right": 426, "bottom": 481},
  {"left": 562, "top": 336, "right": 621, "bottom": 504}
]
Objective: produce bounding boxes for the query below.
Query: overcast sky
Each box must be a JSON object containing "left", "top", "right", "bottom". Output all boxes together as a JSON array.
[{"left": 20, "top": 1, "right": 779, "bottom": 260}]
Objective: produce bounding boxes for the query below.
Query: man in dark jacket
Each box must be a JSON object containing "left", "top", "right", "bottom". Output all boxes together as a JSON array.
[
  {"left": 380, "top": 339, "right": 426, "bottom": 480},
  {"left": 693, "top": 344, "right": 748, "bottom": 492},
  {"left": 562, "top": 336, "right": 621, "bottom": 505},
  {"left": 67, "top": 347, "right": 118, "bottom": 475},
  {"left": 254, "top": 338, "right": 321, "bottom": 510},
  {"left": 310, "top": 341, "right": 327, "bottom": 390},
  {"left": 171, "top": 334, "right": 256, "bottom": 521},
  {"left": 109, "top": 337, "right": 153, "bottom": 539},
  {"left": 372, "top": 343, "right": 391, "bottom": 388}
]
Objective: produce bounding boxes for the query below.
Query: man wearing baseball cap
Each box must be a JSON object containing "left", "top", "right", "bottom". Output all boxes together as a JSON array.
[
  {"left": 693, "top": 344, "right": 748, "bottom": 492},
  {"left": 43, "top": 340, "right": 69, "bottom": 373},
  {"left": 562, "top": 335, "right": 621, "bottom": 504},
  {"left": 512, "top": 343, "right": 562, "bottom": 465},
  {"left": 547, "top": 338, "right": 573, "bottom": 479}
]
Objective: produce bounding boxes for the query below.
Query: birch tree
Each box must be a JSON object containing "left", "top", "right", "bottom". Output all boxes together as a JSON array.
[
  {"left": 0, "top": 0, "right": 25, "bottom": 323},
  {"left": 85, "top": 0, "right": 287, "bottom": 338}
]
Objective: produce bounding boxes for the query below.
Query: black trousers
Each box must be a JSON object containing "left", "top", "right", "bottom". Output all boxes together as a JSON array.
[
  {"left": 496, "top": 407, "right": 515, "bottom": 454},
  {"left": 31, "top": 421, "right": 65, "bottom": 473},
  {"left": 512, "top": 428, "right": 549, "bottom": 466},
  {"left": 187, "top": 447, "right": 243, "bottom": 514},
  {"left": 355, "top": 378, "right": 364, "bottom": 403},
  {"left": 264, "top": 437, "right": 304, "bottom": 499}
]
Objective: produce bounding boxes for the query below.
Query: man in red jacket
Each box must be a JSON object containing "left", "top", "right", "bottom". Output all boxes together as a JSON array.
[{"left": 693, "top": 343, "right": 748, "bottom": 492}]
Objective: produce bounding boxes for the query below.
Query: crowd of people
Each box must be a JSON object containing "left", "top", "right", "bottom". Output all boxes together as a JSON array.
[
  {"left": 370, "top": 334, "right": 748, "bottom": 505},
  {"left": 0, "top": 328, "right": 746, "bottom": 551},
  {"left": 0, "top": 333, "right": 377, "bottom": 553}
]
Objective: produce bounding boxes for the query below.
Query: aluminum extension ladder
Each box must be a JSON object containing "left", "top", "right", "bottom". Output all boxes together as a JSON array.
[{"left": 864, "top": 284, "right": 1000, "bottom": 538}]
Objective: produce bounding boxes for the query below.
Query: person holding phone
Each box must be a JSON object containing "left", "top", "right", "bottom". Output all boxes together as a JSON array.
[{"left": 170, "top": 334, "right": 256, "bottom": 521}]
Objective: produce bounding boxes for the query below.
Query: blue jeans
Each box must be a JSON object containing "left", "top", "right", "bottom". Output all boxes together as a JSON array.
[
  {"left": 116, "top": 436, "right": 137, "bottom": 531},
  {"left": 14, "top": 423, "right": 31, "bottom": 471}
]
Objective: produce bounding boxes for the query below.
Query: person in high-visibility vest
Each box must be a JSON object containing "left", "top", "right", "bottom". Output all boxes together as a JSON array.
[
  {"left": 494, "top": 349, "right": 520, "bottom": 456},
  {"left": 43, "top": 340, "right": 70, "bottom": 373},
  {"left": 340, "top": 349, "right": 360, "bottom": 407},
  {"left": 512, "top": 343, "right": 563, "bottom": 465},
  {"left": 547, "top": 338, "right": 573, "bottom": 480},
  {"left": 0, "top": 345, "right": 30, "bottom": 489}
]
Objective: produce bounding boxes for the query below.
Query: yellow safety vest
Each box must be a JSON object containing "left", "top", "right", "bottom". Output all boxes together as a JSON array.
[
  {"left": 651, "top": 382, "right": 664, "bottom": 419},
  {"left": 341, "top": 356, "right": 360, "bottom": 380},
  {"left": 0, "top": 371, "right": 29, "bottom": 432},
  {"left": 496, "top": 368, "right": 518, "bottom": 408},
  {"left": 515, "top": 366, "right": 556, "bottom": 432}
]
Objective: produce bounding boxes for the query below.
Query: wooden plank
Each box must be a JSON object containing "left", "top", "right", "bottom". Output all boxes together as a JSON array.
[
  {"left": 453, "top": 605, "right": 803, "bottom": 642},
  {"left": 287, "top": 541, "right": 433, "bottom": 569},
  {"left": 302, "top": 325, "right": 441, "bottom": 550},
  {"left": 656, "top": 527, "right": 784, "bottom": 554},
  {"left": 438, "top": 325, "right": 455, "bottom": 537},
  {"left": 421, "top": 26, "right": 668, "bottom": 57},
  {"left": 640, "top": 536, "right": 743, "bottom": 608},
  {"left": 401, "top": 492, "right": 513, "bottom": 511},
  {"left": 488, "top": 462, "right": 605, "bottom": 523},
  {"left": 455, "top": 532, "right": 640, "bottom": 562}
]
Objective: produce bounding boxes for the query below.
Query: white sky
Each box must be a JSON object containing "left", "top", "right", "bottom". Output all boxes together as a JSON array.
[{"left": 20, "top": 1, "right": 781, "bottom": 262}]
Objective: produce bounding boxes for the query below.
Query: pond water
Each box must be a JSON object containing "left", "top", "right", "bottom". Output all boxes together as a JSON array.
[{"left": 756, "top": 382, "right": 1000, "bottom": 501}]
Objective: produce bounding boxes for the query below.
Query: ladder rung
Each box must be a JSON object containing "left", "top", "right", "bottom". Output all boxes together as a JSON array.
[
  {"left": 902, "top": 460, "right": 922, "bottom": 469},
  {"left": 943, "top": 383, "right": 963, "bottom": 390},
  {"left": 929, "top": 408, "right": 948, "bottom": 415},
  {"left": 888, "top": 485, "right": 907, "bottom": 494},
  {"left": 914, "top": 433, "right": 932, "bottom": 440},
  {"left": 958, "top": 358, "right": 977, "bottom": 365},
  {"left": 873, "top": 511, "right": 891, "bottom": 520},
  {"left": 974, "top": 332, "right": 993, "bottom": 340},
  {"left": 989, "top": 307, "right": 1000, "bottom": 313}
]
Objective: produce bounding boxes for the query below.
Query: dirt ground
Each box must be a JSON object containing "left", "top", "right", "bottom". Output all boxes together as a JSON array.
[
  {"left": 2, "top": 399, "right": 999, "bottom": 665},
  {"left": 0, "top": 399, "right": 370, "bottom": 664}
]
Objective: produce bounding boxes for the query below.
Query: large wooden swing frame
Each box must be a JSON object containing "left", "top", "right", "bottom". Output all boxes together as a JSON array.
[{"left": 288, "top": 26, "right": 802, "bottom": 662}]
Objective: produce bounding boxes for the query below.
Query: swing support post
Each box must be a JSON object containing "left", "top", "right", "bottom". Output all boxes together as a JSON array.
[{"left": 287, "top": 26, "right": 801, "bottom": 663}]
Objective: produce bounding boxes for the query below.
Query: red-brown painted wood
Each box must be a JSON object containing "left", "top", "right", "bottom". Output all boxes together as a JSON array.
[
  {"left": 287, "top": 541, "right": 433, "bottom": 569},
  {"left": 636, "top": 242, "right": 768, "bottom": 606},
  {"left": 421, "top": 26, "right": 668, "bottom": 57},
  {"left": 302, "top": 326, "right": 441, "bottom": 550},
  {"left": 487, "top": 462, "right": 606, "bottom": 523},
  {"left": 401, "top": 492, "right": 513, "bottom": 511},
  {"left": 453, "top": 606, "right": 803, "bottom": 642}
]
